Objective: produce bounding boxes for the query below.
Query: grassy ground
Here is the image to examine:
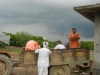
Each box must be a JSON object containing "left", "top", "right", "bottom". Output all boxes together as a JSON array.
[
  {"left": 0, "top": 46, "right": 23, "bottom": 54},
  {"left": 8, "top": 47, "right": 23, "bottom": 54}
]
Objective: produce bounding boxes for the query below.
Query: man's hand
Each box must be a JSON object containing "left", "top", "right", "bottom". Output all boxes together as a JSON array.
[{"left": 71, "top": 36, "right": 78, "bottom": 41}]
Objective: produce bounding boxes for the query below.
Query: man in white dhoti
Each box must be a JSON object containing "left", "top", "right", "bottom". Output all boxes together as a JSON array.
[{"left": 35, "top": 42, "right": 52, "bottom": 75}]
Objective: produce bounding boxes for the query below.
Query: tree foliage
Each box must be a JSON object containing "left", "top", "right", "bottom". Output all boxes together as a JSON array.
[
  {"left": 4, "top": 31, "right": 56, "bottom": 48},
  {"left": 80, "top": 41, "right": 94, "bottom": 50},
  {"left": 14, "top": 31, "right": 33, "bottom": 47}
]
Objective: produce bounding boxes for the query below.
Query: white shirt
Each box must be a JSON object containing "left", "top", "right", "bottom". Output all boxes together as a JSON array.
[
  {"left": 35, "top": 48, "right": 52, "bottom": 67},
  {"left": 54, "top": 44, "right": 66, "bottom": 49}
]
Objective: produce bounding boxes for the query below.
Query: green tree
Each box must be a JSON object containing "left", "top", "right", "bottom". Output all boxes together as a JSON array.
[
  {"left": 4, "top": 31, "right": 56, "bottom": 48},
  {"left": 14, "top": 31, "right": 33, "bottom": 47},
  {"left": 80, "top": 41, "right": 94, "bottom": 50},
  {"left": 48, "top": 41, "right": 56, "bottom": 48}
]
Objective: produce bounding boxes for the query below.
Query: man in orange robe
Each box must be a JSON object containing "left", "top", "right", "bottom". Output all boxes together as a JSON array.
[
  {"left": 68, "top": 28, "right": 80, "bottom": 48},
  {"left": 25, "top": 40, "right": 39, "bottom": 51}
]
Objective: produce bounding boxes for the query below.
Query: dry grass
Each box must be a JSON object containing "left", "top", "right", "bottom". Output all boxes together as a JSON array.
[{"left": 8, "top": 46, "right": 23, "bottom": 54}]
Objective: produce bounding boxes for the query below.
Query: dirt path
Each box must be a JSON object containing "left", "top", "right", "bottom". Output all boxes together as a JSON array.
[{"left": 12, "top": 66, "right": 38, "bottom": 75}]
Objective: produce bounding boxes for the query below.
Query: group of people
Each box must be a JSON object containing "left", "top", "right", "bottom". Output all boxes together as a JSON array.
[
  {"left": 24, "top": 28, "right": 80, "bottom": 75},
  {"left": 54, "top": 28, "right": 80, "bottom": 49}
]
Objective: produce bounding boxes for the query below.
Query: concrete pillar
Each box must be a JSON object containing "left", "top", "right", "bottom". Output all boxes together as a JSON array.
[{"left": 93, "top": 13, "right": 100, "bottom": 75}]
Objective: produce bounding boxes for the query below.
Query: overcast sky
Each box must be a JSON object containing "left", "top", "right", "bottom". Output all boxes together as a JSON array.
[{"left": 0, "top": 0, "right": 99, "bottom": 43}]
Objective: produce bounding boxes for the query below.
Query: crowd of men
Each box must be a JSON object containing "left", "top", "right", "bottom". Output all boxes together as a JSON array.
[{"left": 24, "top": 28, "right": 80, "bottom": 75}]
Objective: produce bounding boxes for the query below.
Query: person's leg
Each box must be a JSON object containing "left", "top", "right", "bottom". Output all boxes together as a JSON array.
[
  {"left": 43, "top": 67, "right": 48, "bottom": 75},
  {"left": 38, "top": 67, "right": 43, "bottom": 75}
]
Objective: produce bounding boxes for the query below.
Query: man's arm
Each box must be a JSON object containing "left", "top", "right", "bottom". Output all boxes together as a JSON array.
[
  {"left": 68, "top": 37, "right": 74, "bottom": 41},
  {"left": 68, "top": 38, "right": 72, "bottom": 41},
  {"left": 49, "top": 50, "right": 52, "bottom": 55},
  {"left": 74, "top": 33, "right": 80, "bottom": 40},
  {"left": 69, "top": 33, "right": 80, "bottom": 41},
  {"left": 68, "top": 33, "right": 74, "bottom": 41},
  {"left": 77, "top": 33, "right": 80, "bottom": 39}
]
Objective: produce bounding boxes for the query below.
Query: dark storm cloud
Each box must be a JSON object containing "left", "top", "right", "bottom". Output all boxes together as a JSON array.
[
  {"left": 45, "top": 7, "right": 94, "bottom": 38},
  {"left": 47, "top": 20, "right": 94, "bottom": 38},
  {"left": 69, "top": 19, "right": 94, "bottom": 38},
  {"left": 0, "top": 0, "right": 99, "bottom": 41}
]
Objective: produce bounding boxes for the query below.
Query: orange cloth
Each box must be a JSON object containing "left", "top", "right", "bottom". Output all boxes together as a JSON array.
[
  {"left": 68, "top": 33, "right": 80, "bottom": 48},
  {"left": 25, "top": 40, "right": 39, "bottom": 51}
]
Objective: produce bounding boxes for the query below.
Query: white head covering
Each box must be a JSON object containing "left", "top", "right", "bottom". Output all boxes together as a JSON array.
[{"left": 43, "top": 42, "right": 49, "bottom": 48}]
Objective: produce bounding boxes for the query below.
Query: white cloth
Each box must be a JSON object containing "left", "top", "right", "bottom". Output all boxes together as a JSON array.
[
  {"left": 35, "top": 48, "right": 52, "bottom": 67},
  {"left": 54, "top": 44, "right": 66, "bottom": 49},
  {"left": 38, "top": 67, "right": 48, "bottom": 75},
  {"left": 43, "top": 42, "right": 49, "bottom": 48}
]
